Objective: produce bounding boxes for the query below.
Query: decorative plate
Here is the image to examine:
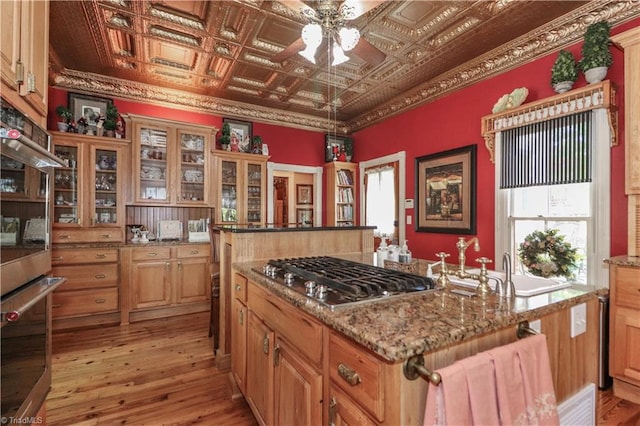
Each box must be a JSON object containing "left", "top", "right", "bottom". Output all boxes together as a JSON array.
[{"left": 492, "top": 94, "right": 510, "bottom": 114}]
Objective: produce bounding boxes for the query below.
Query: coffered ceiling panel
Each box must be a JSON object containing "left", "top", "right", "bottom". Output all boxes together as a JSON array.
[{"left": 48, "top": 1, "right": 640, "bottom": 132}]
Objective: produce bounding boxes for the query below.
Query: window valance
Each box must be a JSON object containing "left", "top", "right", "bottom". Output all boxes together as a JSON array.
[{"left": 481, "top": 80, "right": 617, "bottom": 163}]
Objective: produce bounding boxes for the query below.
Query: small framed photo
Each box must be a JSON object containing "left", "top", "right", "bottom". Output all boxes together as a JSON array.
[
  {"left": 296, "top": 208, "right": 313, "bottom": 226},
  {"left": 325, "top": 134, "right": 350, "bottom": 162},
  {"left": 223, "top": 118, "right": 253, "bottom": 152},
  {"left": 415, "top": 144, "right": 477, "bottom": 234},
  {"left": 68, "top": 93, "right": 113, "bottom": 132},
  {"left": 296, "top": 184, "right": 312, "bottom": 204}
]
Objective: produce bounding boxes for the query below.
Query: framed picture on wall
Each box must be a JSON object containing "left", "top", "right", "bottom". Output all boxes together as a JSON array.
[
  {"left": 415, "top": 144, "right": 477, "bottom": 234},
  {"left": 325, "top": 134, "right": 350, "bottom": 162},
  {"left": 223, "top": 118, "right": 253, "bottom": 152},
  {"left": 296, "top": 184, "right": 312, "bottom": 204},
  {"left": 296, "top": 208, "right": 313, "bottom": 226},
  {"left": 68, "top": 92, "right": 113, "bottom": 132}
]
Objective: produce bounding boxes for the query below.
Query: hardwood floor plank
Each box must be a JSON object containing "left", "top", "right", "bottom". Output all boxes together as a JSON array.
[{"left": 46, "top": 311, "right": 640, "bottom": 425}]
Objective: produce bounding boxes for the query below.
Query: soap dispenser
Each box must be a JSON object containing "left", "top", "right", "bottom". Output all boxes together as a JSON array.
[
  {"left": 399, "top": 240, "right": 412, "bottom": 263},
  {"left": 376, "top": 237, "right": 389, "bottom": 267}
]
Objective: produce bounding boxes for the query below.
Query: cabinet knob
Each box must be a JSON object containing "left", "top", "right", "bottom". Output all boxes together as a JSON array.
[
  {"left": 337, "top": 363, "right": 361, "bottom": 386},
  {"left": 235, "top": 284, "right": 241, "bottom": 291}
]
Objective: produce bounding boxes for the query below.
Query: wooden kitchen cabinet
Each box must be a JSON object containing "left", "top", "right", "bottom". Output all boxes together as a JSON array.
[
  {"left": 121, "top": 244, "right": 210, "bottom": 323},
  {"left": 51, "top": 247, "right": 120, "bottom": 329},
  {"left": 0, "top": 155, "right": 47, "bottom": 200},
  {"left": 609, "top": 263, "right": 640, "bottom": 404},
  {"left": 212, "top": 151, "right": 268, "bottom": 225},
  {"left": 231, "top": 273, "right": 248, "bottom": 394},
  {"left": 129, "top": 114, "right": 215, "bottom": 206},
  {"left": 51, "top": 132, "right": 129, "bottom": 243},
  {"left": 325, "top": 161, "right": 357, "bottom": 226},
  {"left": 0, "top": 0, "right": 49, "bottom": 123},
  {"left": 237, "top": 277, "right": 324, "bottom": 426}
]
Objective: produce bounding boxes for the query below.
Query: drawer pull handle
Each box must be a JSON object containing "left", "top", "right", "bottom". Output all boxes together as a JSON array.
[
  {"left": 190, "top": 250, "right": 199, "bottom": 255},
  {"left": 239, "top": 309, "right": 244, "bottom": 326},
  {"left": 60, "top": 234, "right": 71, "bottom": 239},
  {"left": 52, "top": 256, "right": 63, "bottom": 261},
  {"left": 52, "top": 304, "right": 62, "bottom": 308},
  {"left": 95, "top": 274, "right": 106, "bottom": 279},
  {"left": 273, "top": 344, "right": 280, "bottom": 367},
  {"left": 338, "top": 363, "right": 361, "bottom": 386},
  {"left": 263, "top": 335, "right": 269, "bottom": 355},
  {"left": 95, "top": 299, "right": 106, "bottom": 304},
  {"left": 95, "top": 254, "right": 107, "bottom": 259},
  {"left": 178, "top": 262, "right": 182, "bottom": 270},
  {"left": 101, "top": 234, "right": 111, "bottom": 238},
  {"left": 147, "top": 252, "right": 158, "bottom": 257}
]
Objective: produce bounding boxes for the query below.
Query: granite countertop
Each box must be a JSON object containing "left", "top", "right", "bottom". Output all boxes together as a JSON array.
[
  {"left": 214, "top": 224, "right": 375, "bottom": 233},
  {"left": 53, "top": 240, "right": 208, "bottom": 249},
  {"left": 605, "top": 255, "right": 640, "bottom": 267},
  {"left": 234, "top": 260, "right": 604, "bottom": 363}
]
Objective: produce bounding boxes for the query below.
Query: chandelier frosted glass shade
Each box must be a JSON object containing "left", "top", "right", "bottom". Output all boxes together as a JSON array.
[
  {"left": 298, "top": 22, "right": 361, "bottom": 65},
  {"left": 338, "top": 27, "right": 360, "bottom": 51},
  {"left": 331, "top": 42, "right": 349, "bottom": 66}
]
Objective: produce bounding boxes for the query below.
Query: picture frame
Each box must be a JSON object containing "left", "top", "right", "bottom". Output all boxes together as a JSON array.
[
  {"left": 223, "top": 118, "right": 253, "bottom": 152},
  {"left": 68, "top": 93, "right": 113, "bottom": 133},
  {"left": 296, "top": 184, "right": 312, "bottom": 205},
  {"left": 415, "top": 144, "right": 477, "bottom": 234},
  {"left": 296, "top": 208, "right": 313, "bottom": 226},
  {"left": 325, "top": 134, "right": 350, "bottom": 162}
]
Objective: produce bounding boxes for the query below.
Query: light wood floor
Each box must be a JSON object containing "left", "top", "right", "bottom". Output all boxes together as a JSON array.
[{"left": 47, "top": 312, "right": 640, "bottom": 425}]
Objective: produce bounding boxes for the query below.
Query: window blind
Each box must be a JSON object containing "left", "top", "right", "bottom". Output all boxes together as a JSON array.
[{"left": 500, "top": 111, "right": 592, "bottom": 189}]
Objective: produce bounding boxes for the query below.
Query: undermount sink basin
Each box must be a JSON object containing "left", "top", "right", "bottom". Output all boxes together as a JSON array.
[{"left": 447, "top": 269, "right": 572, "bottom": 296}]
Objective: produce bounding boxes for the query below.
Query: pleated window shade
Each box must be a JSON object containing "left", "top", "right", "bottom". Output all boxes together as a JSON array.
[{"left": 500, "top": 111, "right": 592, "bottom": 189}]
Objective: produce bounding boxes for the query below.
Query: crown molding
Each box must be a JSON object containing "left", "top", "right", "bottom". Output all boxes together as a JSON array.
[{"left": 49, "top": 1, "right": 640, "bottom": 134}]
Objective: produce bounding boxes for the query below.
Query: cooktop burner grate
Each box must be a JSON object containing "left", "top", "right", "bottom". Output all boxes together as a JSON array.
[{"left": 255, "top": 256, "right": 436, "bottom": 309}]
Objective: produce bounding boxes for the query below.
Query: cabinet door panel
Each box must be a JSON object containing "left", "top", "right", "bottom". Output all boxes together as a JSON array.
[
  {"left": 131, "top": 261, "right": 171, "bottom": 309},
  {"left": 246, "top": 311, "right": 274, "bottom": 426},
  {"left": 612, "top": 311, "right": 640, "bottom": 385},
  {"left": 274, "top": 337, "right": 323, "bottom": 426},
  {"left": 176, "top": 258, "right": 209, "bottom": 303},
  {"left": 231, "top": 299, "right": 247, "bottom": 394},
  {"left": 329, "top": 383, "right": 377, "bottom": 426}
]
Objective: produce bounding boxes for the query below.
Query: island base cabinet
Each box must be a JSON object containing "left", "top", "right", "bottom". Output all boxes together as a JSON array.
[
  {"left": 246, "top": 311, "right": 274, "bottom": 426},
  {"left": 329, "top": 383, "right": 377, "bottom": 426}
]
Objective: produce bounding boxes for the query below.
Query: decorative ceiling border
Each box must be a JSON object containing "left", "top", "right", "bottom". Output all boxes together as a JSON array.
[{"left": 49, "top": 1, "right": 640, "bottom": 135}]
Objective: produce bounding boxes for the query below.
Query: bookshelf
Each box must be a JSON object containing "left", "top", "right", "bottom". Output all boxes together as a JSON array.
[{"left": 324, "top": 161, "right": 357, "bottom": 226}]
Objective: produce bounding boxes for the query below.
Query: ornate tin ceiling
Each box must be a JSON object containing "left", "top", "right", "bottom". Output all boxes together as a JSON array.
[{"left": 48, "top": 1, "right": 640, "bottom": 133}]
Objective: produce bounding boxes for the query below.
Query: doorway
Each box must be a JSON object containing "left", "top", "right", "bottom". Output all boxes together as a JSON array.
[
  {"left": 273, "top": 176, "right": 288, "bottom": 226},
  {"left": 267, "top": 163, "right": 323, "bottom": 226}
]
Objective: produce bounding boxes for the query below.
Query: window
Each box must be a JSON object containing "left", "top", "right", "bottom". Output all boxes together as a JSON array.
[
  {"left": 365, "top": 165, "right": 396, "bottom": 238},
  {"left": 495, "top": 109, "right": 611, "bottom": 286}
]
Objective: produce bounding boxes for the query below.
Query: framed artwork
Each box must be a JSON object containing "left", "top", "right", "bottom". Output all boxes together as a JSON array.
[
  {"left": 325, "top": 134, "right": 350, "bottom": 162},
  {"left": 68, "top": 93, "right": 112, "bottom": 132},
  {"left": 415, "top": 144, "right": 477, "bottom": 234},
  {"left": 296, "top": 208, "right": 313, "bottom": 226},
  {"left": 296, "top": 184, "right": 312, "bottom": 204},
  {"left": 223, "top": 118, "right": 253, "bottom": 152}
]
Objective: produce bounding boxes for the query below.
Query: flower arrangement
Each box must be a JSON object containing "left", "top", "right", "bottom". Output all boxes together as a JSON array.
[{"left": 518, "top": 229, "right": 579, "bottom": 279}]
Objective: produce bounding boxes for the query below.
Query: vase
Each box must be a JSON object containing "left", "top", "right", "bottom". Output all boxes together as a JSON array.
[
  {"left": 552, "top": 81, "right": 574, "bottom": 94},
  {"left": 57, "top": 122, "right": 69, "bottom": 132},
  {"left": 105, "top": 130, "right": 115, "bottom": 137},
  {"left": 584, "top": 66, "right": 608, "bottom": 84}
]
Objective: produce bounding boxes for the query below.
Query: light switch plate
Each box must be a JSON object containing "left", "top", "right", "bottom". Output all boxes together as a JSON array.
[{"left": 571, "top": 303, "right": 587, "bottom": 337}]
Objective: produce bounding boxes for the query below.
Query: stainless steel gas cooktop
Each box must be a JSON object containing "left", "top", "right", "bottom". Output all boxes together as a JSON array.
[{"left": 254, "top": 256, "right": 436, "bottom": 310}]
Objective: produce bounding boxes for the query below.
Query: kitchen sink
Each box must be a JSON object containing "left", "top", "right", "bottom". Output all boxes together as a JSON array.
[{"left": 447, "top": 269, "right": 572, "bottom": 297}]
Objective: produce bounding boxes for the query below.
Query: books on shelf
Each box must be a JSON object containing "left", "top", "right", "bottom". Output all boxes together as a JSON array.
[{"left": 336, "top": 169, "right": 353, "bottom": 185}]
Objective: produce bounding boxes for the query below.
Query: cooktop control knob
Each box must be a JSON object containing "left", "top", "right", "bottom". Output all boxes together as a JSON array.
[
  {"left": 284, "top": 272, "right": 295, "bottom": 285},
  {"left": 316, "top": 285, "right": 328, "bottom": 300},
  {"left": 305, "top": 280, "right": 317, "bottom": 296}
]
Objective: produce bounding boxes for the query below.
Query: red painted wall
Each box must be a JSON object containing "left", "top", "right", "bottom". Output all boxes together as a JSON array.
[
  {"left": 354, "top": 19, "right": 639, "bottom": 262},
  {"left": 47, "top": 18, "right": 638, "bottom": 261}
]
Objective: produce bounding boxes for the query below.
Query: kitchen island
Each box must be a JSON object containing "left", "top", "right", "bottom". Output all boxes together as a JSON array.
[{"left": 232, "top": 257, "right": 603, "bottom": 425}]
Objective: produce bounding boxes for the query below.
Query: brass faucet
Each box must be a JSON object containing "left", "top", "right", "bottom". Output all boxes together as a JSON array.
[
  {"left": 433, "top": 252, "right": 452, "bottom": 290},
  {"left": 455, "top": 237, "right": 480, "bottom": 277}
]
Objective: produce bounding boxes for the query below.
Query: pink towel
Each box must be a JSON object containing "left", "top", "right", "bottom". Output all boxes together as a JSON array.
[{"left": 423, "top": 334, "right": 559, "bottom": 426}]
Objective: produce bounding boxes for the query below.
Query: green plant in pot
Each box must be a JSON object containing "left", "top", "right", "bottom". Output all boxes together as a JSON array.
[
  {"left": 579, "top": 21, "right": 613, "bottom": 84},
  {"left": 343, "top": 137, "right": 354, "bottom": 161},
  {"left": 251, "top": 135, "right": 263, "bottom": 154},
  {"left": 550, "top": 50, "right": 578, "bottom": 93},
  {"left": 55, "top": 105, "right": 73, "bottom": 132},
  {"left": 101, "top": 103, "right": 119, "bottom": 136},
  {"left": 219, "top": 122, "right": 231, "bottom": 150}
]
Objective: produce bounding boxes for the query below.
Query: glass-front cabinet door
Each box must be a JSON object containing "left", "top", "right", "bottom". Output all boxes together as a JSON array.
[
  {"left": 136, "top": 125, "right": 169, "bottom": 203},
  {"left": 1, "top": 155, "right": 47, "bottom": 200},
  {"left": 220, "top": 160, "right": 238, "bottom": 223},
  {"left": 178, "top": 130, "right": 207, "bottom": 203},
  {"left": 246, "top": 162, "right": 264, "bottom": 223},
  {"left": 53, "top": 144, "right": 81, "bottom": 226},
  {"left": 91, "top": 145, "right": 125, "bottom": 226}
]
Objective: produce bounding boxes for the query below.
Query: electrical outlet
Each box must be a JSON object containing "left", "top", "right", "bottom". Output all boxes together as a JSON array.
[
  {"left": 571, "top": 303, "right": 587, "bottom": 337},
  {"left": 406, "top": 215, "right": 412, "bottom": 225}
]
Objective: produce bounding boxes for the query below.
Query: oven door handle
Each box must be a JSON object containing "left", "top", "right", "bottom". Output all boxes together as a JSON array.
[{"left": 1, "top": 276, "right": 67, "bottom": 323}]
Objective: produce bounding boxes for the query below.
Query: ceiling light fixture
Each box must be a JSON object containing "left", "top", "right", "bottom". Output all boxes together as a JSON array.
[{"left": 298, "top": 22, "right": 358, "bottom": 66}]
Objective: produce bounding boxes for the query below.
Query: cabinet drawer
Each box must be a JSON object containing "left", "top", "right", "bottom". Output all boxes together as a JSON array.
[
  {"left": 329, "top": 331, "right": 385, "bottom": 422},
  {"left": 53, "top": 228, "right": 124, "bottom": 243},
  {"left": 51, "top": 264, "right": 118, "bottom": 290},
  {"left": 52, "top": 248, "right": 119, "bottom": 265},
  {"left": 53, "top": 288, "right": 119, "bottom": 317},
  {"left": 233, "top": 273, "right": 248, "bottom": 302},
  {"left": 176, "top": 245, "right": 210, "bottom": 259},
  {"left": 131, "top": 247, "right": 171, "bottom": 261},
  {"left": 249, "top": 283, "right": 323, "bottom": 367},
  {"left": 613, "top": 266, "right": 640, "bottom": 309}
]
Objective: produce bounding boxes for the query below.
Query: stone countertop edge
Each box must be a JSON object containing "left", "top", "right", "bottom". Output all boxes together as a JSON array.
[
  {"left": 605, "top": 255, "right": 640, "bottom": 267},
  {"left": 234, "top": 261, "right": 605, "bottom": 363},
  {"left": 213, "top": 225, "right": 376, "bottom": 233},
  {"left": 53, "top": 240, "right": 209, "bottom": 249}
]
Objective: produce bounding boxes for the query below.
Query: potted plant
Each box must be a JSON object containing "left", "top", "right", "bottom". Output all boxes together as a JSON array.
[
  {"left": 579, "top": 21, "right": 613, "bottom": 83},
  {"left": 103, "top": 104, "right": 119, "bottom": 137},
  {"left": 343, "top": 137, "right": 354, "bottom": 161},
  {"left": 550, "top": 50, "right": 578, "bottom": 93},
  {"left": 219, "top": 122, "right": 231, "bottom": 150},
  {"left": 55, "top": 105, "right": 73, "bottom": 132},
  {"left": 251, "top": 135, "right": 263, "bottom": 154}
]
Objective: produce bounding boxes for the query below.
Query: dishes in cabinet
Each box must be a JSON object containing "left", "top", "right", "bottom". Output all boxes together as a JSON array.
[
  {"left": 140, "top": 166, "right": 163, "bottom": 180},
  {"left": 181, "top": 135, "right": 204, "bottom": 151},
  {"left": 183, "top": 169, "right": 203, "bottom": 183}
]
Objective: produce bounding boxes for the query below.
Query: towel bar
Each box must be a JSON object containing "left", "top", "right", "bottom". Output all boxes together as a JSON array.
[
  {"left": 516, "top": 320, "right": 540, "bottom": 339},
  {"left": 403, "top": 354, "right": 442, "bottom": 385}
]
